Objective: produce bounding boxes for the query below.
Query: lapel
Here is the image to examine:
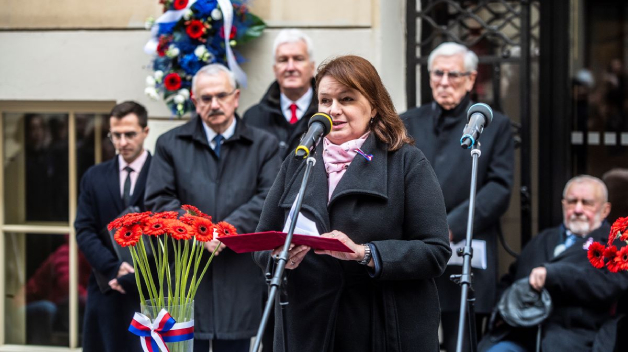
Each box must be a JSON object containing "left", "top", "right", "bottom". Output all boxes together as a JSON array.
[
  {"left": 549, "top": 223, "right": 611, "bottom": 262},
  {"left": 177, "top": 116, "right": 211, "bottom": 150},
  {"left": 129, "top": 152, "right": 152, "bottom": 207},
  {"left": 328, "top": 134, "right": 388, "bottom": 206},
  {"left": 279, "top": 144, "right": 332, "bottom": 233},
  {"left": 105, "top": 157, "right": 125, "bottom": 214}
]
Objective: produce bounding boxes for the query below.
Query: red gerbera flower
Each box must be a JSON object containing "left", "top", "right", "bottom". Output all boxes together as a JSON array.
[
  {"left": 154, "top": 211, "right": 179, "bottom": 220},
  {"left": 108, "top": 211, "right": 152, "bottom": 230},
  {"left": 215, "top": 221, "right": 237, "bottom": 238},
  {"left": 616, "top": 246, "right": 628, "bottom": 271},
  {"left": 191, "top": 216, "right": 214, "bottom": 242},
  {"left": 181, "top": 204, "right": 211, "bottom": 220},
  {"left": 587, "top": 242, "right": 606, "bottom": 269},
  {"left": 220, "top": 25, "right": 237, "bottom": 40},
  {"left": 605, "top": 246, "right": 620, "bottom": 273},
  {"left": 170, "top": 222, "right": 193, "bottom": 240},
  {"left": 144, "top": 217, "right": 168, "bottom": 236},
  {"left": 164, "top": 73, "right": 182, "bottom": 91},
  {"left": 114, "top": 224, "right": 142, "bottom": 247},
  {"left": 173, "top": 0, "right": 188, "bottom": 10},
  {"left": 186, "top": 20, "right": 206, "bottom": 39},
  {"left": 609, "top": 217, "right": 628, "bottom": 246}
]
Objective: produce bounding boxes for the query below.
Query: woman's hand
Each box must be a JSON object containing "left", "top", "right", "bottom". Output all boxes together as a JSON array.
[
  {"left": 315, "top": 230, "right": 373, "bottom": 267},
  {"left": 272, "top": 244, "right": 311, "bottom": 270}
]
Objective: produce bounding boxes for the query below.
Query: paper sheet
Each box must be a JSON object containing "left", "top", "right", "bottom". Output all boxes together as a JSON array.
[
  {"left": 447, "top": 239, "right": 487, "bottom": 270},
  {"left": 282, "top": 199, "right": 320, "bottom": 236}
]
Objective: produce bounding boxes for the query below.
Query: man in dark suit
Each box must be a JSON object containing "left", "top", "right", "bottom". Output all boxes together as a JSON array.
[
  {"left": 145, "top": 64, "right": 281, "bottom": 352},
  {"left": 401, "top": 42, "right": 515, "bottom": 351},
  {"left": 243, "top": 29, "right": 317, "bottom": 158},
  {"left": 480, "top": 175, "right": 628, "bottom": 352},
  {"left": 75, "top": 101, "right": 151, "bottom": 352}
]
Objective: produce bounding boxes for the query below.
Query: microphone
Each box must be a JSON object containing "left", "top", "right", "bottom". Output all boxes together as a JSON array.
[
  {"left": 460, "top": 103, "right": 493, "bottom": 149},
  {"left": 295, "top": 113, "right": 333, "bottom": 159}
]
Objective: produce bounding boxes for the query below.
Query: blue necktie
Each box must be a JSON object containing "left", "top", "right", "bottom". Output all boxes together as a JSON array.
[
  {"left": 564, "top": 233, "right": 577, "bottom": 249},
  {"left": 213, "top": 134, "right": 224, "bottom": 157}
]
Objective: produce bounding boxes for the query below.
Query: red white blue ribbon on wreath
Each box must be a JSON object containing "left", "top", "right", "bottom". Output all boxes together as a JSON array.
[{"left": 129, "top": 309, "right": 194, "bottom": 352}]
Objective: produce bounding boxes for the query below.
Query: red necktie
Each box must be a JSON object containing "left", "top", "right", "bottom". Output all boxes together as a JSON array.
[{"left": 289, "top": 103, "right": 298, "bottom": 124}]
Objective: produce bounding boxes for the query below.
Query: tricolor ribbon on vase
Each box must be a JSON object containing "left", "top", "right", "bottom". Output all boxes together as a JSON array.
[
  {"left": 144, "top": 0, "right": 247, "bottom": 87},
  {"left": 129, "top": 309, "right": 194, "bottom": 352}
]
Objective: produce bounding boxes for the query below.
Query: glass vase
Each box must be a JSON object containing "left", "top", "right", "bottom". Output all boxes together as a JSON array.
[{"left": 141, "top": 298, "right": 194, "bottom": 352}]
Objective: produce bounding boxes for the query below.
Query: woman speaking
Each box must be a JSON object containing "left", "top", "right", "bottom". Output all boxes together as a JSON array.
[{"left": 254, "top": 55, "right": 451, "bottom": 351}]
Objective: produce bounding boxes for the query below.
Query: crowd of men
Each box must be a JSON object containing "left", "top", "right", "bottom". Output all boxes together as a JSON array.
[{"left": 74, "top": 30, "right": 628, "bottom": 352}]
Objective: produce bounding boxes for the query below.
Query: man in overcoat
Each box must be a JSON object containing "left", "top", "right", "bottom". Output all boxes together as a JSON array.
[
  {"left": 401, "top": 42, "right": 515, "bottom": 351},
  {"left": 145, "top": 64, "right": 281, "bottom": 352},
  {"left": 75, "top": 101, "right": 151, "bottom": 352},
  {"left": 243, "top": 29, "right": 317, "bottom": 158},
  {"left": 480, "top": 175, "right": 628, "bottom": 351}
]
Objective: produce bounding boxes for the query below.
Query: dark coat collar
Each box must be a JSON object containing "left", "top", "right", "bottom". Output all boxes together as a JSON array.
[
  {"left": 328, "top": 133, "right": 389, "bottom": 206},
  {"left": 175, "top": 114, "right": 255, "bottom": 148},
  {"left": 549, "top": 222, "right": 611, "bottom": 261},
  {"left": 279, "top": 134, "right": 389, "bottom": 233}
]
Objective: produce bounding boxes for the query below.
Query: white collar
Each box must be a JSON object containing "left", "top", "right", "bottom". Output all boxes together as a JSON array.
[
  {"left": 202, "top": 117, "right": 237, "bottom": 146},
  {"left": 119, "top": 149, "right": 148, "bottom": 173},
  {"left": 280, "top": 87, "right": 314, "bottom": 120}
]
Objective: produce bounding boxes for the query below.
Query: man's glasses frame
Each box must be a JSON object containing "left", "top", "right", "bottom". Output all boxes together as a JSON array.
[
  {"left": 429, "top": 69, "right": 472, "bottom": 83},
  {"left": 197, "top": 88, "right": 237, "bottom": 105},
  {"left": 108, "top": 131, "right": 140, "bottom": 142},
  {"left": 562, "top": 197, "right": 599, "bottom": 210}
]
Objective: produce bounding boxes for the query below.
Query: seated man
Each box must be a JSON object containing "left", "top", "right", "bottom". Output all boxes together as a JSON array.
[{"left": 481, "top": 175, "right": 628, "bottom": 352}]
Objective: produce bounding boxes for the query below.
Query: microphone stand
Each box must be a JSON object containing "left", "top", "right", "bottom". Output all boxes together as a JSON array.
[
  {"left": 253, "top": 156, "right": 317, "bottom": 352},
  {"left": 451, "top": 143, "right": 481, "bottom": 352}
]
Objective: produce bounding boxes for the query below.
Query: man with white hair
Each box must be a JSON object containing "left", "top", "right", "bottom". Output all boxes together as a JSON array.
[
  {"left": 243, "top": 28, "right": 317, "bottom": 158},
  {"left": 401, "top": 42, "right": 515, "bottom": 351},
  {"left": 480, "top": 175, "right": 628, "bottom": 351},
  {"left": 145, "top": 64, "right": 281, "bottom": 352}
]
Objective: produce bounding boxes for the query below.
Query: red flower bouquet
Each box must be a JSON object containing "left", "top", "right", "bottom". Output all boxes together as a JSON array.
[
  {"left": 587, "top": 216, "right": 628, "bottom": 272},
  {"left": 108, "top": 205, "right": 235, "bottom": 306}
]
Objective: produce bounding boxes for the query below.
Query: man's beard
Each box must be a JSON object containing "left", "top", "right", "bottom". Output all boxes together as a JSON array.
[{"left": 566, "top": 212, "right": 602, "bottom": 235}]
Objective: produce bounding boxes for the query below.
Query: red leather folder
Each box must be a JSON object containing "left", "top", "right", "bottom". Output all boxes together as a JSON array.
[{"left": 219, "top": 231, "right": 354, "bottom": 254}]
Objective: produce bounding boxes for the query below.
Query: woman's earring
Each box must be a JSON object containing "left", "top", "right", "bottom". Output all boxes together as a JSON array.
[{"left": 370, "top": 117, "right": 374, "bottom": 124}]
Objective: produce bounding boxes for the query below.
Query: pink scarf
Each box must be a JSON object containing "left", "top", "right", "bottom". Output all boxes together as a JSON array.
[{"left": 322, "top": 132, "right": 370, "bottom": 201}]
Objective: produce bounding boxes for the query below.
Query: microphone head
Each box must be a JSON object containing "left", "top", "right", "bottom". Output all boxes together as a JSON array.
[
  {"left": 467, "top": 103, "right": 493, "bottom": 127},
  {"left": 309, "top": 112, "right": 333, "bottom": 136}
]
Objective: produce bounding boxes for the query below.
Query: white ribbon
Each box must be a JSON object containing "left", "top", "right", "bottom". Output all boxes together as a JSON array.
[
  {"left": 144, "top": 0, "right": 198, "bottom": 55},
  {"left": 216, "top": 0, "right": 247, "bottom": 87},
  {"left": 133, "top": 309, "right": 171, "bottom": 352},
  {"left": 144, "top": 0, "right": 248, "bottom": 87}
]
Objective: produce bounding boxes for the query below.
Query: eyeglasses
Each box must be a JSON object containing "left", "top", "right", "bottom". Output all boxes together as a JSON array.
[
  {"left": 562, "top": 198, "right": 598, "bottom": 210},
  {"left": 108, "top": 131, "right": 139, "bottom": 142},
  {"left": 197, "top": 89, "right": 237, "bottom": 105},
  {"left": 429, "top": 69, "right": 472, "bottom": 83}
]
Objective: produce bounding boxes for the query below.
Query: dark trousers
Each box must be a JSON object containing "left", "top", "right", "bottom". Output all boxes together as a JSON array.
[
  {"left": 441, "top": 312, "right": 487, "bottom": 352},
  {"left": 194, "top": 338, "right": 250, "bottom": 352}
]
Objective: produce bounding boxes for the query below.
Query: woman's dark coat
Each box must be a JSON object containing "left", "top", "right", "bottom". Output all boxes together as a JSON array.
[
  {"left": 144, "top": 116, "right": 281, "bottom": 340},
  {"left": 253, "top": 135, "right": 452, "bottom": 352},
  {"left": 401, "top": 97, "right": 515, "bottom": 313}
]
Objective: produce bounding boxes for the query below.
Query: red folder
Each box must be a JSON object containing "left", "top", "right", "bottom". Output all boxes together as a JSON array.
[{"left": 219, "top": 231, "right": 354, "bottom": 254}]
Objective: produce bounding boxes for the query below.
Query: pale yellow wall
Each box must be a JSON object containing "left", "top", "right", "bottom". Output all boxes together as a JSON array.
[
  {"left": 1, "top": 0, "right": 371, "bottom": 29},
  {"left": 0, "top": 0, "right": 162, "bottom": 29}
]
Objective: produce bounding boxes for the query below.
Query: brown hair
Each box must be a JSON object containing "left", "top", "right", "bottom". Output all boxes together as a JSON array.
[
  {"left": 110, "top": 101, "right": 148, "bottom": 128},
  {"left": 315, "top": 55, "right": 412, "bottom": 151}
]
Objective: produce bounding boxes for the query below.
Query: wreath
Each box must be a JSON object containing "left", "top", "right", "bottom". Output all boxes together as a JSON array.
[{"left": 144, "top": 0, "right": 265, "bottom": 116}]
